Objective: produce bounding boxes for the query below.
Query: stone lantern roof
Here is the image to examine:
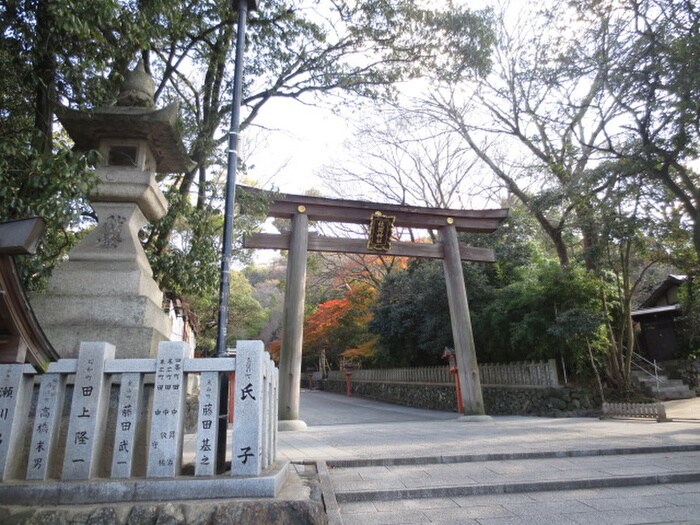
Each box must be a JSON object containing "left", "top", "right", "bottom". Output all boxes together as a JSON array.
[{"left": 55, "top": 61, "right": 192, "bottom": 173}]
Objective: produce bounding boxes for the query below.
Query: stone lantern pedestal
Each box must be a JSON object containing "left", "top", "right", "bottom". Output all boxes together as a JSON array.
[{"left": 32, "top": 63, "right": 191, "bottom": 359}]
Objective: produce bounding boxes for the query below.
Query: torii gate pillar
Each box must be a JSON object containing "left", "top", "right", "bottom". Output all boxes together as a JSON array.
[
  {"left": 441, "top": 224, "right": 488, "bottom": 418},
  {"left": 277, "top": 211, "right": 309, "bottom": 431}
]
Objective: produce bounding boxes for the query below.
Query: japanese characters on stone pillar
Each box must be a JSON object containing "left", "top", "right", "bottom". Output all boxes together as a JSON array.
[
  {"left": 195, "top": 371, "right": 220, "bottom": 476},
  {"left": 62, "top": 343, "right": 114, "bottom": 480},
  {"left": 26, "top": 370, "right": 66, "bottom": 480},
  {"left": 0, "top": 364, "right": 35, "bottom": 480},
  {"left": 111, "top": 370, "right": 143, "bottom": 478},
  {"left": 231, "top": 341, "right": 265, "bottom": 477},
  {"left": 147, "top": 342, "right": 188, "bottom": 478}
]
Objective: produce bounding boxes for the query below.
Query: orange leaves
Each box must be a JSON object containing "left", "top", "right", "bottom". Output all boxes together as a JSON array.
[
  {"left": 341, "top": 335, "right": 380, "bottom": 361},
  {"left": 301, "top": 283, "right": 378, "bottom": 367}
]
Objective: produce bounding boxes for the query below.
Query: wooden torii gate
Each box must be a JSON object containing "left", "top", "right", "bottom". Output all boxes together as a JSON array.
[{"left": 241, "top": 187, "right": 508, "bottom": 429}]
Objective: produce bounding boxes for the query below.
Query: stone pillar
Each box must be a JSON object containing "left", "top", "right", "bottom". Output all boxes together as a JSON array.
[
  {"left": 277, "top": 211, "right": 308, "bottom": 431},
  {"left": 147, "top": 342, "right": 188, "bottom": 478},
  {"left": 440, "top": 224, "right": 488, "bottom": 419},
  {"left": 62, "top": 342, "right": 115, "bottom": 480}
]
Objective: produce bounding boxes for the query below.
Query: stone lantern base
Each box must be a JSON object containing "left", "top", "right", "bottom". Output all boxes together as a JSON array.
[{"left": 32, "top": 199, "right": 171, "bottom": 359}]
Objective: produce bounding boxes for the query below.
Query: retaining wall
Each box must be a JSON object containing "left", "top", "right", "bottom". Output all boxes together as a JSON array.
[{"left": 318, "top": 379, "right": 600, "bottom": 417}]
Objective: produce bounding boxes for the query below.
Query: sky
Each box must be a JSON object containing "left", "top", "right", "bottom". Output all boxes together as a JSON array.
[{"left": 243, "top": 97, "right": 350, "bottom": 196}]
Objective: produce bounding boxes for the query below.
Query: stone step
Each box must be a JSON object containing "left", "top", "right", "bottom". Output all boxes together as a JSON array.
[
  {"left": 328, "top": 448, "right": 700, "bottom": 504},
  {"left": 655, "top": 388, "right": 697, "bottom": 401},
  {"left": 633, "top": 375, "right": 671, "bottom": 385},
  {"left": 631, "top": 371, "right": 695, "bottom": 400}
]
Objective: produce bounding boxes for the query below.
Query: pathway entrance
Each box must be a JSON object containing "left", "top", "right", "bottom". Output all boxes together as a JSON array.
[{"left": 278, "top": 391, "right": 700, "bottom": 525}]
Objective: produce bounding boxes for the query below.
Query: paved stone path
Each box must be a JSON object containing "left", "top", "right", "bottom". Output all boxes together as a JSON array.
[{"left": 276, "top": 390, "right": 700, "bottom": 525}]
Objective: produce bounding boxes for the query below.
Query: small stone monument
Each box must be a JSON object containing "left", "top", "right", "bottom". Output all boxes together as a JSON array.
[{"left": 32, "top": 61, "right": 192, "bottom": 359}]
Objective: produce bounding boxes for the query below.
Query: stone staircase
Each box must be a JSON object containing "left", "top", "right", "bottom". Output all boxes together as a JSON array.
[
  {"left": 325, "top": 446, "right": 700, "bottom": 525},
  {"left": 631, "top": 370, "right": 696, "bottom": 400}
]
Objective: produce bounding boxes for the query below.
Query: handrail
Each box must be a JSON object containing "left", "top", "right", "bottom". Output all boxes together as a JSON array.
[{"left": 631, "top": 352, "right": 665, "bottom": 391}]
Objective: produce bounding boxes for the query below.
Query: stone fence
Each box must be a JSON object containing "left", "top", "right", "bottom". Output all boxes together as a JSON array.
[
  {"left": 327, "top": 359, "right": 559, "bottom": 388},
  {"left": 0, "top": 340, "right": 283, "bottom": 505}
]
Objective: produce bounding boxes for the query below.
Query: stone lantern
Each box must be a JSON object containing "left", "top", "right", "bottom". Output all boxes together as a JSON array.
[{"left": 32, "top": 61, "right": 192, "bottom": 359}]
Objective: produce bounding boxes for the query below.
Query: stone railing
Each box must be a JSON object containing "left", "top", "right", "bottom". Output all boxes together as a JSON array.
[
  {"left": 0, "top": 340, "right": 283, "bottom": 504},
  {"left": 327, "top": 360, "right": 559, "bottom": 388}
]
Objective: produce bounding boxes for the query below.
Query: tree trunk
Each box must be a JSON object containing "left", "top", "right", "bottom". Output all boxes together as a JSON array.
[
  {"left": 32, "top": 0, "right": 56, "bottom": 154},
  {"left": 693, "top": 214, "right": 700, "bottom": 263}
]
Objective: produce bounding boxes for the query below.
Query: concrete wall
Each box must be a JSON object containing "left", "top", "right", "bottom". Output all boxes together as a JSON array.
[{"left": 318, "top": 379, "right": 600, "bottom": 418}]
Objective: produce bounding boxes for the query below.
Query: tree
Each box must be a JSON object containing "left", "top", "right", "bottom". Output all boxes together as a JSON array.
[
  {"left": 323, "top": 110, "right": 484, "bottom": 209},
  {"left": 298, "top": 283, "right": 377, "bottom": 369},
  {"left": 1, "top": 0, "right": 495, "bottom": 341},
  {"left": 370, "top": 260, "right": 453, "bottom": 367},
  {"left": 422, "top": 1, "right": 628, "bottom": 268},
  {"left": 474, "top": 259, "right": 606, "bottom": 368},
  {"left": 586, "top": 0, "right": 700, "bottom": 264},
  {"left": 0, "top": 0, "right": 132, "bottom": 287}
]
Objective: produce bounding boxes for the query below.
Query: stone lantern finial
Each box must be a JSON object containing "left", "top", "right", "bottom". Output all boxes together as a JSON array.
[{"left": 116, "top": 59, "right": 155, "bottom": 108}]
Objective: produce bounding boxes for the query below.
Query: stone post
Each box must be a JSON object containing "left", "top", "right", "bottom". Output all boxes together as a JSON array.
[{"left": 62, "top": 342, "right": 114, "bottom": 480}]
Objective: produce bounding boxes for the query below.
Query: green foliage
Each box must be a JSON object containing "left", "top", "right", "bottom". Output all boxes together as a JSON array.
[
  {"left": 473, "top": 260, "right": 606, "bottom": 369},
  {"left": 370, "top": 260, "right": 453, "bottom": 367},
  {"left": 0, "top": 134, "right": 98, "bottom": 289},
  {"left": 1, "top": 0, "right": 497, "bottom": 363},
  {"left": 677, "top": 277, "right": 700, "bottom": 358}
]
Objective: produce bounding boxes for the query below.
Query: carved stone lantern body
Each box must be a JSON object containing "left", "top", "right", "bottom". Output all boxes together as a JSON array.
[{"left": 32, "top": 62, "right": 192, "bottom": 359}]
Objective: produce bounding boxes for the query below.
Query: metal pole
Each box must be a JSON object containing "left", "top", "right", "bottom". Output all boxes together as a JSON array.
[
  {"left": 214, "top": 0, "right": 256, "bottom": 473},
  {"left": 216, "top": 0, "right": 250, "bottom": 358}
]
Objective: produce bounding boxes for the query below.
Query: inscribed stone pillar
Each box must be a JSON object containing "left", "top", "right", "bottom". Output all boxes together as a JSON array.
[
  {"left": 62, "top": 342, "right": 114, "bottom": 480},
  {"left": 0, "top": 364, "right": 35, "bottom": 480},
  {"left": 26, "top": 371, "right": 65, "bottom": 480},
  {"left": 278, "top": 212, "right": 308, "bottom": 431},
  {"left": 231, "top": 341, "right": 265, "bottom": 476},
  {"left": 111, "top": 371, "right": 143, "bottom": 478},
  {"left": 147, "top": 341, "right": 188, "bottom": 477},
  {"left": 440, "top": 224, "right": 487, "bottom": 417}
]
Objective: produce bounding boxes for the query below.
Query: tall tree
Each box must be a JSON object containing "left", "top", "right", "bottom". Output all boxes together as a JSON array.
[
  {"left": 423, "top": 1, "right": 626, "bottom": 268},
  {"left": 594, "top": 0, "right": 700, "bottom": 264},
  {"left": 1, "top": 0, "right": 495, "bottom": 351}
]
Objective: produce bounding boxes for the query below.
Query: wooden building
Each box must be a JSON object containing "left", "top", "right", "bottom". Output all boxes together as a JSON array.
[
  {"left": 0, "top": 218, "right": 59, "bottom": 369},
  {"left": 632, "top": 275, "right": 687, "bottom": 362}
]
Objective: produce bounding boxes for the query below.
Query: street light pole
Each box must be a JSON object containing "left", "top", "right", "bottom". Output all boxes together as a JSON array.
[
  {"left": 216, "top": 0, "right": 258, "bottom": 358},
  {"left": 215, "top": 0, "right": 258, "bottom": 472}
]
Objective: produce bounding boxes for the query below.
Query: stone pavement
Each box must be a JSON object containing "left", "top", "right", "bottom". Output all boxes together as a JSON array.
[{"left": 277, "top": 390, "right": 700, "bottom": 525}]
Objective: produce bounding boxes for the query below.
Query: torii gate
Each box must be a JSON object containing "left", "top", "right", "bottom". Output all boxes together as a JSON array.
[{"left": 241, "top": 187, "right": 508, "bottom": 430}]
